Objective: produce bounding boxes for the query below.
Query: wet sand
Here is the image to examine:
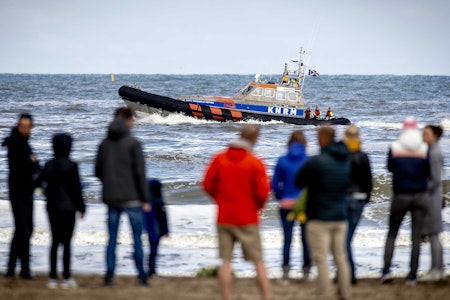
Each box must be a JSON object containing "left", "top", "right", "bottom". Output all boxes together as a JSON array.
[{"left": 0, "top": 273, "right": 449, "bottom": 300}]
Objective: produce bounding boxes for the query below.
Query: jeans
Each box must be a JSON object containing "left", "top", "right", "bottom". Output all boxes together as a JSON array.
[
  {"left": 346, "top": 196, "right": 366, "bottom": 281},
  {"left": 106, "top": 206, "right": 146, "bottom": 280},
  {"left": 307, "top": 220, "right": 351, "bottom": 300},
  {"left": 279, "top": 209, "right": 311, "bottom": 268}
]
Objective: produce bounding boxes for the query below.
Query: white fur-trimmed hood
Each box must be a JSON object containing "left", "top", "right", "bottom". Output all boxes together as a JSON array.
[{"left": 391, "top": 129, "right": 428, "bottom": 158}]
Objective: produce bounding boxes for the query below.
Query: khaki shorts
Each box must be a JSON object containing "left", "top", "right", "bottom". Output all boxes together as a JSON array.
[{"left": 217, "top": 224, "right": 263, "bottom": 262}]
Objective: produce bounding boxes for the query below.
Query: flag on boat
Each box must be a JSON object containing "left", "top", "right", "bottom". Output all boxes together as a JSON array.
[{"left": 308, "top": 69, "right": 319, "bottom": 76}]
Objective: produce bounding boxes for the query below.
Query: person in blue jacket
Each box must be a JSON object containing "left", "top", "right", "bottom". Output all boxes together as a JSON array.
[
  {"left": 143, "top": 179, "right": 169, "bottom": 278},
  {"left": 272, "top": 130, "right": 311, "bottom": 282}
]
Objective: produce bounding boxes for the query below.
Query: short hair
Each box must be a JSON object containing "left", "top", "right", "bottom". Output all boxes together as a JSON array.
[
  {"left": 344, "top": 124, "right": 360, "bottom": 140},
  {"left": 114, "top": 107, "right": 134, "bottom": 119},
  {"left": 18, "top": 113, "right": 33, "bottom": 124},
  {"left": 318, "top": 125, "right": 335, "bottom": 144},
  {"left": 424, "top": 125, "right": 444, "bottom": 140},
  {"left": 240, "top": 124, "right": 260, "bottom": 141},
  {"left": 288, "top": 130, "right": 306, "bottom": 146}
]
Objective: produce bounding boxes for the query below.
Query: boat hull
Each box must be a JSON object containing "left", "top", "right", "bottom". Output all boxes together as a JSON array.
[{"left": 118, "top": 86, "right": 351, "bottom": 125}]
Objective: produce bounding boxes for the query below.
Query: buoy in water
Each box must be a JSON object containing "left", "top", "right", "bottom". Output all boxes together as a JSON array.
[{"left": 111, "top": 73, "right": 115, "bottom": 82}]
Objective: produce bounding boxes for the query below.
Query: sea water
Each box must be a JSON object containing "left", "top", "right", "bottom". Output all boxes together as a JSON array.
[{"left": 0, "top": 74, "right": 449, "bottom": 278}]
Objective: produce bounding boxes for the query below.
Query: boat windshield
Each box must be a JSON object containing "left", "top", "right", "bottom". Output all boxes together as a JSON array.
[{"left": 241, "top": 85, "right": 254, "bottom": 94}]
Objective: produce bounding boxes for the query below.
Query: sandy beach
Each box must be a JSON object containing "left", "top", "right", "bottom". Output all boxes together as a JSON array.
[{"left": 1, "top": 273, "right": 449, "bottom": 300}]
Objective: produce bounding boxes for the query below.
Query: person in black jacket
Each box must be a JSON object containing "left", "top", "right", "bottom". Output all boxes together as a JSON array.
[
  {"left": 35, "top": 133, "right": 86, "bottom": 289},
  {"left": 295, "top": 125, "right": 351, "bottom": 300},
  {"left": 143, "top": 179, "right": 169, "bottom": 278},
  {"left": 343, "top": 125, "right": 372, "bottom": 285},
  {"left": 2, "top": 114, "right": 40, "bottom": 279}
]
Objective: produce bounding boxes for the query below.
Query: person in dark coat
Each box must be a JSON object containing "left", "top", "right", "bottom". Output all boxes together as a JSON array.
[
  {"left": 35, "top": 133, "right": 86, "bottom": 289},
  {"left": 343, "top": 125, "right": 373, "bottom": 285},
  {"left": 295, "top": 125, "right": 351, "bottom": 300},
  {"left": 2, "top": 114, "right": 40, "bottom": 279},
  {"left": 95, "top": 107, "right": 150, "bottom": 286},
  {"left": 143, "top": 179, "right": 169, "bottom": 278},
  {"left": 380, "top": 117, "right": 429, "bottom": 285}
]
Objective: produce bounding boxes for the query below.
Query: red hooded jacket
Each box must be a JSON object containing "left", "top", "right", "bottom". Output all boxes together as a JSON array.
[{"left": 202, "top": 141, "right": 270, "bottom": 226}]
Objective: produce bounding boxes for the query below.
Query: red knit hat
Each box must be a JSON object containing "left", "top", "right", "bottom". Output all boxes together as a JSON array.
[{"left": 403, "top": 116, "right": 418, "bottom": 130}]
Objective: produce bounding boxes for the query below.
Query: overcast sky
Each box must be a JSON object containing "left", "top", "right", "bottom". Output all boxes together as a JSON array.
[{"left": 1, "top": 0, "right": 449, "bottom": 75}]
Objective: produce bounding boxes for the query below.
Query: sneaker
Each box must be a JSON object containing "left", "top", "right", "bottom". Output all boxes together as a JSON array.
[
  {"left": 279, "top": 265, "right": 290, "bottom": 285},
  {"left": 419, "top": 269, "right": 445, "bottom": 282},
  {"left": 302, "top": 266, "right": 311, "bottom": 282},
  {"left": 61, "top": 278, "right": 78, "bottom": 289},
  {"left": 47, "top": 279, "right": 58, "bottom": 289},
  {"left": 405, "top": 272, "right": 417, "bottom": 286},
  {"left": 379, "top": 270, "right": 393, "bottom": 284}
]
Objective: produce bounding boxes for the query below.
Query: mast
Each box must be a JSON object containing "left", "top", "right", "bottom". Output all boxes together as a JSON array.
[{"left": 293, "top": 47, "right": 310, "bottom": 92}]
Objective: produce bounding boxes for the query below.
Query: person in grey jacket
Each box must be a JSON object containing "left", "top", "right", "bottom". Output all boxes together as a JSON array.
[
  {"left": 95, "top": 107, "right": 150, "bottom": 286},
  {"left": 420, "top": 125, "right": 445, "bottom": 281}
]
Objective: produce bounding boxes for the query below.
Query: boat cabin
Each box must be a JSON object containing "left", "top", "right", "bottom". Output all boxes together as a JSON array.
[{"left": 233, "top": 81, "right": 305, "bottom": 110}]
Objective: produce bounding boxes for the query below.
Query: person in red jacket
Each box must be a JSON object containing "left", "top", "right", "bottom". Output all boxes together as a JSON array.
[{"left": 203, "top": 124, "right": 271, "bottom": 300}]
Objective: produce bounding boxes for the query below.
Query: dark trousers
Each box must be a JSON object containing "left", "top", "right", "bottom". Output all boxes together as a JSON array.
[
  {"left": 149, "top": 237, "right": 161, "bottom": 276},
  {"left": 48, "top": 210, "right": 76, "bottom": 280},
  {"left": 346, "top": 197, "right": 366, "bottom": 281},
  {"left": 279, "top": 208, "right": 311, "bottom": 268},
  {"left": 7, "top": 196, "right": 33, "bottom": 276},
  {"left": 383, "top": 192, "right": 428, "bottom": 275}
]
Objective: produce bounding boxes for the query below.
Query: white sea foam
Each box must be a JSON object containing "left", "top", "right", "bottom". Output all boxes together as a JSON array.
[
  {"left": 136, "top": 111, "right": 283, "bottom": 126},
  {"left": 357, "top": 117, "right": 450, "bottom": 131},
  {"left": 137, "top": 111, "right": 214, "bottom": 125}
]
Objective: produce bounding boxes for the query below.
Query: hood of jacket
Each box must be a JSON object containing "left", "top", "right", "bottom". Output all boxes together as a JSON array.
[
  {"left": 392, "top": 129, "right": 427, "bottom": 153},
  {"left": 225, "top": 138, "right": 253, "bottom": 161},
  {"left": 107, "top": 117, "right": 130, "bottom": 141},
  {"left": 53, "top": 133, "right": 72, "bottom": 158},
  {"left": 286, "top": 142, "right": 307, "bottom": 160},
  {"left": 322, "top": 141, "right": 349, "bottom": 161}
]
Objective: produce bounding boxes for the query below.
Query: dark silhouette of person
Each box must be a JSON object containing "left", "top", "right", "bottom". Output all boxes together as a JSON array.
[
  {"left": 143, "top": 179, "right": 169, "bottom": 278},
  {"left": 35, "top": 133, "right": 86, "bottom": 288},
  {"left": 2, "top": 114, "right": 40, "bottom": 279}
]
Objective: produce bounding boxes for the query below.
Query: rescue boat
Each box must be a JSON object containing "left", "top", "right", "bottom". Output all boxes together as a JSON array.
[{"left": 119, "top": 49, "right": 351, "bottom": 125}]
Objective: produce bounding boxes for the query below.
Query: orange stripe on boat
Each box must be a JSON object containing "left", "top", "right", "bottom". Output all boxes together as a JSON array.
[
  {"left": 249, "top": 82, "right": 277, "bottom": 89},
  {"left": 231, "top": 110, "right": 243, "bottom": 120},
  {"left": 189, "top": 103, "right": 201, "bottom": 111},
  {"left": 210, "top": 107, "right": 224, "bottom": 121},
  {"left": 189, "top": 103, "right": 204, "bottom": 118}
]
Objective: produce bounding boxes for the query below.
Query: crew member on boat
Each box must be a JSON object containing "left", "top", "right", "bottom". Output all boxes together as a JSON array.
[
  {"left": 281, "top": 63, "right": 289, "bottom": 85},
  {"left": 325, "top": 107, "right": 334, "bottom": 119},
  {"left": 305, "top": 107, "right": 311, "bottom": 119},
  {"left": 313, "top": 106, "right": 321, "bottom": 119}
]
